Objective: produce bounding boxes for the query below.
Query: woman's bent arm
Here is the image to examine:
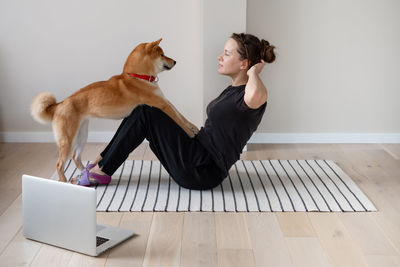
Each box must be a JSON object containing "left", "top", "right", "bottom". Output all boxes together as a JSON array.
[{"left": 244, "top": 60, "right": 268, "bottom": 109}]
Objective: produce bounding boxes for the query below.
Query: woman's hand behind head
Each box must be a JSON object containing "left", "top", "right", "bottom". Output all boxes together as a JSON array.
[{"left": 247, "top": 60, "right": 266, "bottom": 76}]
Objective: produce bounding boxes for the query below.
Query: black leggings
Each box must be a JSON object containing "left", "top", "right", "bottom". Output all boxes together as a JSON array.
[{"left": 98, "top": 105, "right": 225, "bottom": 190}]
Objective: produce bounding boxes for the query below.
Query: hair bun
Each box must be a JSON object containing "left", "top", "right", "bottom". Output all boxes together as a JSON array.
[{"left": 260, "top": 39, "right": 276, "bottom": 63}]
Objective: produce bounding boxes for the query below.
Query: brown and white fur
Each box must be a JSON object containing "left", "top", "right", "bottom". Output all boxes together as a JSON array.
[{"left": 30, "top": 38, "right": 198, "bottom": 182}]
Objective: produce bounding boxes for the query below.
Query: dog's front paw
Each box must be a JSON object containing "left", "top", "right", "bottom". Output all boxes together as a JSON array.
[
  {"left": 184, "top": 128, "right": 195, "bottom": 138},
  {"left": 186, "top": 123, "right": 199, "bottom": 137}
]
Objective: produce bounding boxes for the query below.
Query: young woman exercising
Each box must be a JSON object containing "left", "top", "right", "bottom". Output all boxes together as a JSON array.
[{"left": 72, "top": 33, "right": 276, "bottom": 190}]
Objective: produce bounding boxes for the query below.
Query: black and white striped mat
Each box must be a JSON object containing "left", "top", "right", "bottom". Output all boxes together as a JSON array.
[{"left": 54, "top": 160, "right": 376, "bottom": 212}]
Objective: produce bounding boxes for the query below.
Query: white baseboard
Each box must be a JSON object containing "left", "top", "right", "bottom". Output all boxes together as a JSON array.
[
  {"left": 1, "top": 131, "right": 400, "bottom": 143},
  {"left": 248, "top": 133, "right": 400, "bottom": 144},
  {"left": 0, "top": 132, "right": 116, "bottom": 143}
]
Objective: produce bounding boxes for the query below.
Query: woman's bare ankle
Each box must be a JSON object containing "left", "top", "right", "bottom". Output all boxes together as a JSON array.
[{"left": 91, "top": 164, "right": 107, "bottom": 176}]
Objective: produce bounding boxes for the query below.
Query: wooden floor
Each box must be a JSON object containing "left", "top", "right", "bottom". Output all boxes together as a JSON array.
[{"left": 0, "top": 143, "right": 399, "bottom": 267}]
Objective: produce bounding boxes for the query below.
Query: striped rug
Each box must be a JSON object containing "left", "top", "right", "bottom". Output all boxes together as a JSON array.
[{"left": 53, "top": 160, "right": 377, "bottom": 212}]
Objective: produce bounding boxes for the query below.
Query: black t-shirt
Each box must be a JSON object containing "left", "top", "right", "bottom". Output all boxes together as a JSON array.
[{"left": 196, "top": 84, "right": 267, "bottom": 176}]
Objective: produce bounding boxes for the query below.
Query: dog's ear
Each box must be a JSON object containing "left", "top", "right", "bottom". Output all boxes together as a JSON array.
[
  {"left": 146, "top": 38, "right": 162, "bottom": 51},
  {"left": 154, "top": 38, "right": 162, "bottom": 46}
]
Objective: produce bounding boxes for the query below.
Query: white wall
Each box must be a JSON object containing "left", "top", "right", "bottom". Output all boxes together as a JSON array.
[
  {"left": 1, "top": 0, "right": 399, "bottom": 143},
  {"left": 248, "top": 0, "right": 400, "bottom": 134},
  {"left": 0, "top": 0, "right": 203, "bottom": 132}
]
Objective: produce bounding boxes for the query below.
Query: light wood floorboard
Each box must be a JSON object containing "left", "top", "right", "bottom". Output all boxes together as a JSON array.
[{"left": 0, "top": 143, "right": 399, "bottom": 267}]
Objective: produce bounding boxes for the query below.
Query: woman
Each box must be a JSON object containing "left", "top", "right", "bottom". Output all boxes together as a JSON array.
[{"left": 72, "top": 33, "right": 276, "bottom": 190}]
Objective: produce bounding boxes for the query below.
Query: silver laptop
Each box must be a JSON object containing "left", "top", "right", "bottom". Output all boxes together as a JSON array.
[{"left": 22, "top": 174, "right": 134, "bottom": 256}]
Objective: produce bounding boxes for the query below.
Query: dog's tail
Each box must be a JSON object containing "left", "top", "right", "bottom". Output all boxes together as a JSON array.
[{"left": 30, "top": 92, "right": 58, "bottom": 124}]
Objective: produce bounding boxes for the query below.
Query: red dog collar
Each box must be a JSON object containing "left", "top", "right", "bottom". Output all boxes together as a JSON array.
[{"left": 127, "top": 73, "right": 157, "bottom": 82}]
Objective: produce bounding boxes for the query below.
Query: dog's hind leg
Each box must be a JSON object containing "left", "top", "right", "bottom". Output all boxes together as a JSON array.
[
  {"left": 53, "top": 117, "right": 80, "bottom": 182},
  {"left": 55, "top": 133, "right": 73, "bottom": 182},
  {"left": 72, "top": 119, "right": 89, "bottom": 171}
]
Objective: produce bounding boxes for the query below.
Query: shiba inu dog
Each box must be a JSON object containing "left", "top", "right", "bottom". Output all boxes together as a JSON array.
[{"left": 31, "top": 39, "right": 198, "bottom": 182}]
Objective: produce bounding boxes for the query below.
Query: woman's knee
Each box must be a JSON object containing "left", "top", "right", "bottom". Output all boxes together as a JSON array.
[
  {"left": 123, "top": 105, "right": 153, "bottom": 131},
  {"left": 127, "top": 105, "right": 147, "bottom": 119}
]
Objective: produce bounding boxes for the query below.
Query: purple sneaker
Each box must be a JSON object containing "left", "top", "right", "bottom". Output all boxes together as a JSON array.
[
  {"left": 85, "top": 163, "right": 96, "bottom": 171},
  {"left": 76, "top": 168, "right": 111, "bottom": 187}
]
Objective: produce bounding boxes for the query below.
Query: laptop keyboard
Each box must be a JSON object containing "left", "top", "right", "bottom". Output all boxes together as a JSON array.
[{"left": 96, "top": 236, "right": 109, "bottom": 247}]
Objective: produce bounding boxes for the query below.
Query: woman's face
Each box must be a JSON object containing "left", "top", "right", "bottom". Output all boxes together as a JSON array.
[{"left": 218, "top": 38, "right": 247, "bottom": 76}]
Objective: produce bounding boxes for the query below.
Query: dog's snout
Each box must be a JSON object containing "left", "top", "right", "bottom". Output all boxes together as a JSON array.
[{"left": 173, "top": 60, "right": 176, "bottom": 65}]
